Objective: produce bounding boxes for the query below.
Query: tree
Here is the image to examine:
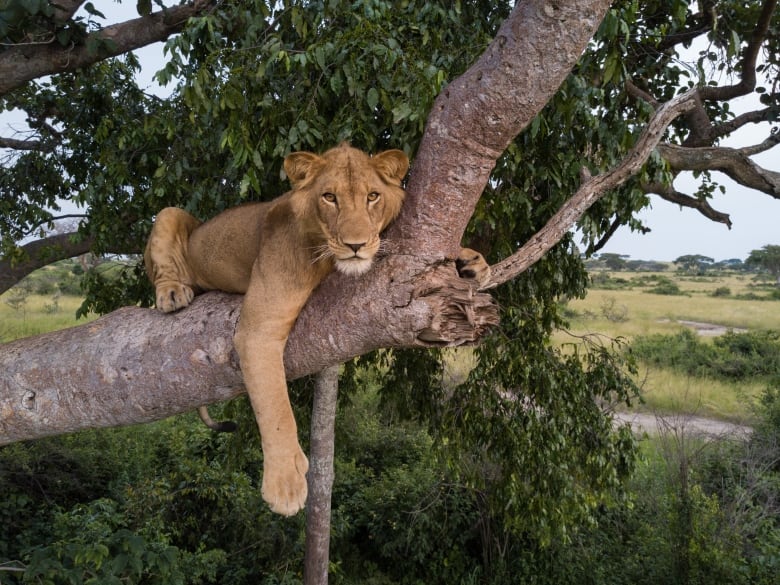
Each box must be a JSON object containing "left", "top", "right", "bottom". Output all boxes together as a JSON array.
[
  {"left": 2, "top": 0, "right": 780, "bottom": 569},
  {"left": 746, "top": 244, "right": 780, "bottom": 284},
  {"left": 674, "top": 254, "right": 715, "bottom": 273},
  {"left": 599, "top": 253, "right": 630, "bottom": 271}
]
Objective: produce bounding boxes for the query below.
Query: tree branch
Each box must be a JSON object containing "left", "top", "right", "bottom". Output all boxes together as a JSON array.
[
  {"left": 0, "top": 232, "right": 94, "bottom": 294},
  {"left": 698, "top": 0, "right": 777, "bottom": 102},
  {"left": 487, "top": 89, "right": 699, "bottom": 287},
  {"left": 0, "top": 0, "right": 217, "bottom": 95},
  {"left": 390, "top": 0, "right": 612, "bottom": 259},
  {"left": 643, "top": 181, "right": 733, "bottom": 227},
  {"left": 710, "top": 106, "right": 780, "bottom": 140},
  {"left": 657, "top": 140, "right": 780, "bottom": 199},
  {"left": 0, "top": 136, "right": 51, "bottom": 151}
]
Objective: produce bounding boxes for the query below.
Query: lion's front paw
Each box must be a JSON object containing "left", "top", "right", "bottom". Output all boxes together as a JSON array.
[
  {"left": 155, "top": 282, "right": 195, "bottom": 313},
  {"left": 456, "top": 248, "right": 492, "bottom": 289},
  {"left": 261, "top": 448, "right": 309, "bottom": 516}
]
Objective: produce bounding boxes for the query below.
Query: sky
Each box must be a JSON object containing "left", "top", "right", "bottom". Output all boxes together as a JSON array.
[
  {"left": 2, "top": 3, "right": 778, "bottom": 263},
  {"left": 593, "top": 110, "right": 779, "bottom": 262}
]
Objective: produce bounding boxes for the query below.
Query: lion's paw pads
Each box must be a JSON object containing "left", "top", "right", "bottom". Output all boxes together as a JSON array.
[
  {"left": 261, "top": 450, "right": 309, "bottom": 516},
  {"left": 156, "top": 283, "right": 194, "bottom": 313},
  {"left": 456, "top": 248, "right": 491, "bottom": 289}
]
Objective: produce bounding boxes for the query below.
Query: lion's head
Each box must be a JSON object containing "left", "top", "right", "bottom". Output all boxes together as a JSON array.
[{"left": 284, "top": 143, "right": 408, "bottom": 275}]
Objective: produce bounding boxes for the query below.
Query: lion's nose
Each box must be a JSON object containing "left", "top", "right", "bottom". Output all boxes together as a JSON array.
[{"left": 346, "top": 242, "right": 365, "bottom": 253}]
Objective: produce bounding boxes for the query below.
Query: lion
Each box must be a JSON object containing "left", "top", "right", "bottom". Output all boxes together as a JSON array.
[{"left": 144, "top": 143, "right": 490, "bottom": 516}]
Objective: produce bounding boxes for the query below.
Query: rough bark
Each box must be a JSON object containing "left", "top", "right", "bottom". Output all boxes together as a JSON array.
[
  {"left": 0, "top": 263, "right": 499, "bottom": 444},
  {"left": 657, "top": 142, "right": 780, "bottom": 199},
  {"left": 303, "top": 365, "right": 340, "bottom": 585},
  {"left": 1, "top": 0, "right": 612, "bottom": 444},
  {"left": 389, "top": 0, "right": 611, "bottom": 259},
  {"left": 0, "top": 0, "right": 217, "bottom": 95}
]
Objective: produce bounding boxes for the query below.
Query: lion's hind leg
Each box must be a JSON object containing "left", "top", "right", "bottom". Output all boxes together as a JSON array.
[{"left": 144, "top": 207, "right": 201, "bottom": 313}]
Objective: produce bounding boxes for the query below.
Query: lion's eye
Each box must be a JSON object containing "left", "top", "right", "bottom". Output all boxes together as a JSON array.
[
  {"left": 322, "top": 192, "right": 337, "bottom": 204},
  {"left": 367, "top": 192, "right": 380, "bottom": 202}
]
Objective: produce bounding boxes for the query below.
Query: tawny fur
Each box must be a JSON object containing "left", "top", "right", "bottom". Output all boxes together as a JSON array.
[{"left": 144, "top": 143, "right": 489, "bottom": 516}]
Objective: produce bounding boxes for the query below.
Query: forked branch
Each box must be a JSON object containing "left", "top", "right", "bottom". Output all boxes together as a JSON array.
[{"left": 487, "top": 89, "right": 699, "bottom": 287}]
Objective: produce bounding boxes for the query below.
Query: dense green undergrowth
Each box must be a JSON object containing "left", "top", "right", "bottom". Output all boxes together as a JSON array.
[{"left": 1, "top": 381, "right": 778, "bottom": 585}]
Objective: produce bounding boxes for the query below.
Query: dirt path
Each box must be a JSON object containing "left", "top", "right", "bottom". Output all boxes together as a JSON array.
[{"left": 614, "top": 412, "right": 752, "bottom": 437}]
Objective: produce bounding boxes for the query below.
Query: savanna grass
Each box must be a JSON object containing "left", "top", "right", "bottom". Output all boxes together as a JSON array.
[
  {"left": 0, "top": 293, "right": 95, "bottom": 342},
  {"left": 557, "top": 271, "right": 780, "bottom": 421}
]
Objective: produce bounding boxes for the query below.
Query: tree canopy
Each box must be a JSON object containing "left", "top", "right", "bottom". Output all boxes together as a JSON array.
[
  {"left": 1, "top": 0, "right": 779, "bottom": 554},
  {"left": 747, "top": 244, "right": 780, "bottom": 283}
]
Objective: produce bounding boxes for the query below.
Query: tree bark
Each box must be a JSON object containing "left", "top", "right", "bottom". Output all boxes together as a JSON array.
[
  {"left": 1, "top": 0, "right": 612, "bottom": 444},
  {"left": 0, "top": 0, "right": 217, "bottom": 95},
  {"left": 303, "top": 365, "right": 340, "bottom": 585}
]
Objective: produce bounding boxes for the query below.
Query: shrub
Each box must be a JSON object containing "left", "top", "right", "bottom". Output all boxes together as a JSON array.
[
  {"left": 711, "top": 286, "right": 731, "bottom": 297},
  {"left": 631, "top": 329, "right": 780, "bottom": 382},
  {"left": 646, "top": 278, "right": 684, "bottom": 295}
]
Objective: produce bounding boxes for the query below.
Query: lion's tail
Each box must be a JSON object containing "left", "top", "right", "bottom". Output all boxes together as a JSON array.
[{"left": 198, "top": 406, "right": 237, "bottom": 433}]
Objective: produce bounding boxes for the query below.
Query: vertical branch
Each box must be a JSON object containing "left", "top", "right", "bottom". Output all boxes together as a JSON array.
[{"left": 303, "top": 365, "right": 340, "bottom": 585}]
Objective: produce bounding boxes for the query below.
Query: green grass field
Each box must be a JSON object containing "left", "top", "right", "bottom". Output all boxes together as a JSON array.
[
  {"left": 558, "top": 271, "right": 779, "bottom": 421},
  {"left": 0, "top": 293, "right": 95, "bottom": 342}
]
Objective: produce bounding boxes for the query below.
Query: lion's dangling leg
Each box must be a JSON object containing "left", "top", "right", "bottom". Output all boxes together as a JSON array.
[{"left": 144, "top": 207, "right": 201, "bottom": 313}]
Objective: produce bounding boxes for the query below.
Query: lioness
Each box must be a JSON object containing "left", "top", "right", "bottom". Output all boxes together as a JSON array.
[{"left": 145, "top": 143, "right": 489, "bottom": 516}]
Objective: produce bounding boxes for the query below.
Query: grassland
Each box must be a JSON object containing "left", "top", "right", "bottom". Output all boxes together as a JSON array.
[
  {"left": 559, "top": 271, "right": 779, "bottom": 422},
  {"left": 0, "top": 293, "right": 95, "bottom": 343}
]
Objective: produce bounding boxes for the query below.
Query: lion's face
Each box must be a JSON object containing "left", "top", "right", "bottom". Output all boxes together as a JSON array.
[{"left": 285, "top": 144, "right": 408, "bottom": 276}]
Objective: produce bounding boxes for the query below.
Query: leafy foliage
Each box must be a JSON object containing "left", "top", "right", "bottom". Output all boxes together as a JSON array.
[{"left": 631, "top": 328, "right": 780, "bottom": 381}]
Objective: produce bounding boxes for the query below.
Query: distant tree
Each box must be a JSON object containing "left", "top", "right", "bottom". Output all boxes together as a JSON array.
[
  {"left": 600, "top": 253, "right": 629, "bottom": 271},
  {"left": 746, "top": 245, "right": 780, "bottom": 284},
  {"left": 716, "top": 258, "right": 746, "bottom": 271},
  {"left": 674, "top": 254, "right": 715, "bottom": 273}
]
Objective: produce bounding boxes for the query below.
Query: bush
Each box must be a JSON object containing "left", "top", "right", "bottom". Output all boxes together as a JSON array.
[
  {"left": 631, "top": 329, "right": 780, "bottom": 382},
  {"left": 711, "top": 286, "right": 731, "bottom": 297},
  {"left": 645, "top": 276, "right": 684, "bottom": 295}
]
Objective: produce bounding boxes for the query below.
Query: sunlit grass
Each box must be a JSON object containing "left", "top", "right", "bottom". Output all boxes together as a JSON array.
[
  {"left": 633, "top": 364, "right": 763, "bottom": 423},
  {"left": 564, "top": 287, "right": 780, "bottom": 334},
  {"left": 0, "top": 293, "right": 95, "bottom": 342},
  {"left": 554, "top": 271, "right": 780, "bottom": 422}
]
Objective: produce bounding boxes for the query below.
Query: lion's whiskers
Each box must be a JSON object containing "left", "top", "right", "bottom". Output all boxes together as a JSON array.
[{"left": 308, "top": 244, "right": 334, "bottom": 265}]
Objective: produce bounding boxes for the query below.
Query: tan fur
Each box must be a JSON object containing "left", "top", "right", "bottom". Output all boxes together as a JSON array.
[{"left": 144, "top": 143, "right": 490, "bottom": 516}]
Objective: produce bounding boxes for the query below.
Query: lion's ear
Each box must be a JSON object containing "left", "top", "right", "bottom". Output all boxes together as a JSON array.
[
  {"left": 284, "top": 152, "right": 323, "bottom": 188},
  {"left": 372, "top": 150, "right": 409, "bottom": 184}
]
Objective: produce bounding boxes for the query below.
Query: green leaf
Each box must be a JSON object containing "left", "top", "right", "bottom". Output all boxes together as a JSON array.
[
  {"left": 366, "top": 87, "right": 379, "bottom": 111},
  {"left": 137, "top": 0, "right": 152, "bottom": 17}
]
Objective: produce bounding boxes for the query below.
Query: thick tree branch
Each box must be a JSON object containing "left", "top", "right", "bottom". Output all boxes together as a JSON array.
[
  {"left": 0, "top": 232, "right": 94, "bottom": 294},
  {"left": 487, "top": 89, "right": 699, "bottom": 287},
  {"left": 0, "top": 136, "right": 50, "bottom": 151},
  {"left": 0, "top": 261, "right": 499, "bottom": 444},
  {"left": 390, "top": 0, "right": 612, "bottom": 259},
  {"left": 643, "top": 181, "right": 733, "bottom": 227},
  {"left": 657, "top": 140, "right": 780, "bottom": 199},
  {"left": 0, "top": 0, "right": 217, "bottom": 95},
  {"left": 698, "top": 0, "right": 778, "bottom": 102}
]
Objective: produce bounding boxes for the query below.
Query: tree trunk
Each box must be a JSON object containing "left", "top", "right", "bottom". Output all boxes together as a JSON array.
[{"left": 304, "top": 365, "right": 340, "bottom": 585}]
